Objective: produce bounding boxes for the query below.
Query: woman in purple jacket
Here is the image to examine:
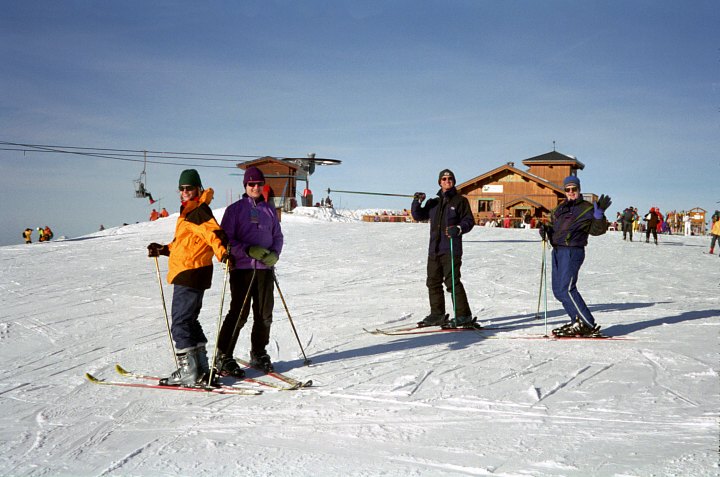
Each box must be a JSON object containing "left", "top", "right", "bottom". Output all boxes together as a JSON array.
[
  {"left": 539, "top": 176, "right": 611, "bottom": 337},
  {"left": 215, "top": 166, "right": 284, "bottom": 375}
]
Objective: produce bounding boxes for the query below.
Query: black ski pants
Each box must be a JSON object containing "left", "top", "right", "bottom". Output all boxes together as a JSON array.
[
  {"left": 426, "top": 253, "right": 472, "bottom": 318},
  {"left": 622, "top": 221, "right": 633, "bottom": 241},
  {"left": 216, "top": 268, "right": 274, "bottom": 358},
  {"left": 646, "top": 227, "right": 658, "bottom": 244}
]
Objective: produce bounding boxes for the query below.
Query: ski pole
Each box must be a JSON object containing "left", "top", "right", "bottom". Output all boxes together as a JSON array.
[
  {"left": 449, "top": 236, "right": 457, "bottom": 321},
  {"left": 153, "top": 256, "right": 177, "bottom": 368},
  {"left": 273, "top": 271, "right": 312, "bottom": 366},
  {"left": 227, "top": 267, "right": 257, "bottom": 355},
  {"left": 534, "top": 240, "right": 546, "bottom": 319},
  {"left": 208, "top": 256, "right": 231, "bottom": 387},
  {"left": 543, "top": 244, "right": 549, "bottom": 337}
]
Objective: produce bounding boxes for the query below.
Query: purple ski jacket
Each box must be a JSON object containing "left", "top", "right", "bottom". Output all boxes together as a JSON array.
[{"left": 221, "top": 194, "right": 283, "bottom": 270}]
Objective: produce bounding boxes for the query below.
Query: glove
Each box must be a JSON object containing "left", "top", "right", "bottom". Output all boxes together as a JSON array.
[
  {"left": 446, "top": 225, "right": 461, "bottom": 238},
  {"left": 221, "top": 252, "right": 234, "bottom": 268},
  {"left": 539, "top": 223, "right": 552, "bottom": 241},
  {"left": 248, "top": 246, "right": 270, "bottom": 261},
  {"left": 261, "top": 251, "right": 279, "bottom": 267},
  {"left": 147, "top": 243, "right": 169, "bottom": 257},
  {"left": 413, "top": 192, "right": 426, "bottom": 202},
  {"left": 594, "top": 194, "right": 612, "bottom": 219}
]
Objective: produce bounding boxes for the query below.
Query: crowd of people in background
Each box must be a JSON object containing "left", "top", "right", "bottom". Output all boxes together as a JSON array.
[
  {"left": 149, "top": 208, "right": 169, "bottom": 221},
  {"left": 22, "top": 226, "right": 53, "bottom": 244}
]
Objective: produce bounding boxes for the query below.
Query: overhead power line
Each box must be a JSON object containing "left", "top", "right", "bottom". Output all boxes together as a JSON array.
[{"left": 0, "top": 141, "right": 271, "bottom": 169}]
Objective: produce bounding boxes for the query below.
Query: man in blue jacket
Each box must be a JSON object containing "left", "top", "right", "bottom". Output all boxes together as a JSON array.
[
  {"left": 215, "top": 166, "right": 284, "bottom": 374},
  {"left": 539, "top": 176, "right": 611, "bottom": 337},
  {"left": 412, "top": 169, "right": 475, "bottom": 328}
]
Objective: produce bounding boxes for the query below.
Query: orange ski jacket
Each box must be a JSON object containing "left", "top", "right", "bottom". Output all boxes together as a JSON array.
[{"left": 167, "top": 188, "right": 228, "bottom": 289}]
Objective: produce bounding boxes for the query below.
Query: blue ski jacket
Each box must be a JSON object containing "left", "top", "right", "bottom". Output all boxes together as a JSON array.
[{"left": 548, "top": 197, "right": 607, "bottom": 248}]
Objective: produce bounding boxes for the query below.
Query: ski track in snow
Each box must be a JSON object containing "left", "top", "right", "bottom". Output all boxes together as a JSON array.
[{"left": 0, "top": 208, "right": 718, "bottom": 476}]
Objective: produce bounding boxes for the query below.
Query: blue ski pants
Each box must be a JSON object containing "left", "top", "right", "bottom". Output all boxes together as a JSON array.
[
  {"left": 551, "top": 246, "right": 596, "bottom": 327},
  {"left": 170, "top": 285, "right": 208, "bottom": 352}
]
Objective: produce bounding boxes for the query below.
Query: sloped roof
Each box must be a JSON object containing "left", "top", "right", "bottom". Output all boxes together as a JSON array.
[
  {"left": 521, "top": 150, "right": 585, "bottom": 170},
  {"left": 237, "top": 156, "right": 300, "bottom": 171},
  {"left": 505, "top": 196, "right": 546, "bottom": 209},
  {"left": 457, "top": 163, "right": 564, "bottom": 194}
]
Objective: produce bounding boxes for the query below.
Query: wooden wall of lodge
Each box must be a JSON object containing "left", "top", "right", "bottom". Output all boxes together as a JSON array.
[
  {"left": 258, "top": 163, "right": 297, "bottom": 200},
  {"left": 525, "top": 165, "right": 569, "bottom": 187},
  {"left": 464, "top": 180, "right": 563, "bottom": 218}
]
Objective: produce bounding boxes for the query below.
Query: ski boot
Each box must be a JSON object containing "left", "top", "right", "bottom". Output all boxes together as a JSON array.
[
  {"left": 195, "top": 345, "right": 221, "bottom": 387},
  {"left": 214, "top": 352, "right": 246, "bottom": 379},
  {"left": 551, "top": 320, "right": 576, "bottom": 337},
  {"left": 160, "top": 348, "right": 201, "bottom": 386},
  {"left": 441, "top": 316, "right": 475, "bottom": 329},
  {"left": 553, "top": 318, "right": 601, "bottom": 337},
  {"left": 417, "top": 313, "right": 449, "bottom": 328},
  {"left": 250, "top": 350, "right": 274, "bottom": 373}
]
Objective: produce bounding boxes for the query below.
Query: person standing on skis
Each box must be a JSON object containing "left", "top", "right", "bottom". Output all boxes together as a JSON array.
[
  {"left": 215, "top": 166, "right": 284, "bottom": 375},
  {"left": 709, "top": 212, "right": 720, "bottom": 255},
  {"left": 644, "top": 207, "right": 660, "bottom": 245},
  {"left": 539, "top": 176, "right": 611, "bottom": 337},
  {"left": 411, "top": 168, "right": 475, "bottom": 329},
  {"left": 147, "top": 169, "right": 230, "bottom": 386}
]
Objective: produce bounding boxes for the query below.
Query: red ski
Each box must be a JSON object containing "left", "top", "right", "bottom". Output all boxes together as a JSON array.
[{"left": 84, "top": 373, "right": 261, "bottom": 395}]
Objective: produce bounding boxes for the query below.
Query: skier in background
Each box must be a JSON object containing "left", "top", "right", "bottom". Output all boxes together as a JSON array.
[
  {"left": 215, "top": 166, "right": 284, "bottom": 375},
  {"left": 160, "top": 207, "right": 169, "bottom": 218},
  {"left": 137, "top": 182, "right": 156, "bottom": 204},
  {"left": 23, "top": 228, "right": 32, "bottom": 244},
  {"left": 683, "top": 213, "right": 692, "bottom": 236},
  {"left": 644, "top": 208, "right": 660, "bottom": 245},
  {"left": 709, "top": 212, "right": 720, "bottom": 255},
  {"left": 411, "top": 168, "right": 475, "bottom": 329},
  {"left": 146, "top": 169, "right": 230, "bottom": 387},
  {"left": 621, "top": 207, "right": 635, "bottom": 241},
  {"left": 43, "top": 226, "right": 53, "bottom": 241},
  {"left": 539, "top": 176, "right": 611, "bottom": 337}
]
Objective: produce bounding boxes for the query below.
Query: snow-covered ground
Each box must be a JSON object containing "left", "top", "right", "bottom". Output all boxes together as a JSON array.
[{"left": 0, "top": 206, "right": 718, "bottom": 476}]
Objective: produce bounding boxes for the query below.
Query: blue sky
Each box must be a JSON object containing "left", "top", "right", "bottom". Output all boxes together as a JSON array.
[{"left": 1, "top": 0, "right": 718, "bottom": 245}]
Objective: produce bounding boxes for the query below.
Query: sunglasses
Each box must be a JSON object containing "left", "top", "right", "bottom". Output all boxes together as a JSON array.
[
  {"left": 178, "top": 185, "right": 197, "bottom": 192},
  {"left": 564, "top": 186, "right": 578, "bottom": 193},
  {"left": 441, "top": 177, "right": 454, "bottom": 182},
  {"left": 247, "top": 182, "right": 265, "bottom": 188}
]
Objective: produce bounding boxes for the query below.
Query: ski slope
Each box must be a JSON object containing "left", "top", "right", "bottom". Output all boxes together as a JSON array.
[{"left": 0, "top": 206, "right": 717, "bottom": 476}]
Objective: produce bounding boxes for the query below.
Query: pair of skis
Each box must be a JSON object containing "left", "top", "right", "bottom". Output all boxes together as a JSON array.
[
  {"left": 85, "top": 359, "right": 312, "bottom": 396},
  {"left": 364, "top": 321, "right": 483, "bottom": 336},
  {"left": 366, "top": 322, "right": 629, "bottom": 340}
]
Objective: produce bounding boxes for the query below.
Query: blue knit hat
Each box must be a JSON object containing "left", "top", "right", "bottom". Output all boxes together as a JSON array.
[{"left": 563, "top": 176, "right": 580, "bottom": 189}]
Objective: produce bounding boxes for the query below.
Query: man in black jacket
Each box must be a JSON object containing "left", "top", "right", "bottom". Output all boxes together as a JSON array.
[{"left": 411, "top": 169, "right": 475, "bottom": 328}]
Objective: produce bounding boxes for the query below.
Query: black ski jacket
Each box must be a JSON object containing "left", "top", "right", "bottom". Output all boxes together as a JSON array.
[{"left": 411, "top": 187, "right": 474, "bottom": 257}]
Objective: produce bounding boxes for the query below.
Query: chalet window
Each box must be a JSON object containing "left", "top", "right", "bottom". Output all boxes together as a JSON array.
[{"left": 478, "top": 199, "right": 494, "bottom": 212}]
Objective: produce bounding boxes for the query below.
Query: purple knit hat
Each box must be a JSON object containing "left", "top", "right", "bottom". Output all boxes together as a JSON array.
[{"left": 243, "top": 166, "right": 265, "bottom": 186}]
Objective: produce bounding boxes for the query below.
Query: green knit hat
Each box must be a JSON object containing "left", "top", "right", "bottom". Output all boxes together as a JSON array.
[{"left": 178, "top": 169, "right": 202, "bottom": 188}]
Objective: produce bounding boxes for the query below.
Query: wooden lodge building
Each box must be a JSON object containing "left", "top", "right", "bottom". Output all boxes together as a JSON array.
[{"left": 457, "top": 150, "right": 597, "bottom": 225}]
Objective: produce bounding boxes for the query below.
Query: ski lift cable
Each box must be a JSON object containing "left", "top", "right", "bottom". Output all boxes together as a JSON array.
[
  {"left": 0, "top": 143, "right": 239, "bottom": 169},
  {"left": 0, "top": 147, "right": 247, "bottom": 163},
  {"left": 0, "top": 141, "right": 262, "bottom": 159}
]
